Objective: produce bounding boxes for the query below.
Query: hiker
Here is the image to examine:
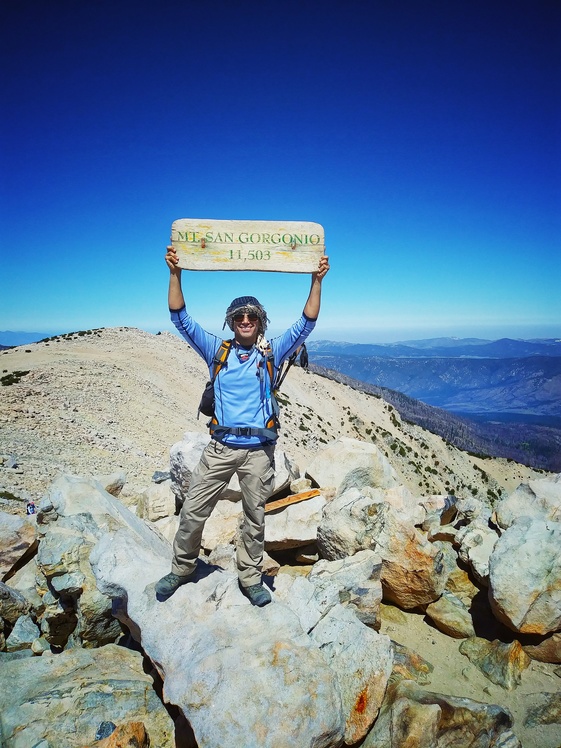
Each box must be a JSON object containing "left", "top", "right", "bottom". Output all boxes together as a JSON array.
[{"left": 156, "top": 245, "right": 329, "bottom": 606}]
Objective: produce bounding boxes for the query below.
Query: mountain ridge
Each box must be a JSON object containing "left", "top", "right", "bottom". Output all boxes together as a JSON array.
[{"left": 307, "top": 337, "right": 561, "bottom": 359}]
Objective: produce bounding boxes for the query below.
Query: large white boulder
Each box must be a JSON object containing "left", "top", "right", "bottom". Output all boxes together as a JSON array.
[
  {"left": 306, "top": 437, "right": 399, "bottom": 494},
  {"left": 494, "top": 474, "right": 561, "bottom": 530},
  {"left": 264, "top": 494, "right": 326, "bottom": 550},
  {"left": 91, "top": 531, "right": 345, "bottom": 748},
  {"left": 488, "top": 517, "right": 561, "bottom": 635}
]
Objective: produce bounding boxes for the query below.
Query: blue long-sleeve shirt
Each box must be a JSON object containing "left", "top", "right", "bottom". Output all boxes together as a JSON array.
[{"left": 171, "top": 306, "right": 316, "bottom": 447}]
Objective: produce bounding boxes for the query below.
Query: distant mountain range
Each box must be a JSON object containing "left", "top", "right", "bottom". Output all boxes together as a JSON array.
[
  {"left": 307, "top": 337, "right": 561, "bottom": 359},
  {"left": 0, "top": 331, "right": 60, "bottom": 348},
  {"left": 307, "top": 338, "right": 561, "bottom": 419}
]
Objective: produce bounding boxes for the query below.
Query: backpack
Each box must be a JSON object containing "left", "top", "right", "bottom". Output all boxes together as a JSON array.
[
  {"left": 198, "top": 340, "right": 299, "bottom": 439},
  {"left": 198, "top": 340, "right": 233, "bottom": 418}
]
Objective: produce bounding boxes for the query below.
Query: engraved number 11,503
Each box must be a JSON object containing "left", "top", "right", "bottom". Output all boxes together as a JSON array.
[{"left": 229, "top": 249, "right": 271, "bottom": 261}]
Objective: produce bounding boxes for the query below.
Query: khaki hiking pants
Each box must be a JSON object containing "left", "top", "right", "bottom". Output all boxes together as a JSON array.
[{"left": 171, "top": 439, "right": 275, "bottom": 588}]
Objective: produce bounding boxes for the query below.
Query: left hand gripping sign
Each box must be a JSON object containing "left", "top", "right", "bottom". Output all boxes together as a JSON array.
[{"left": 171, "top": 218, "right": 325, "bottom": 273}]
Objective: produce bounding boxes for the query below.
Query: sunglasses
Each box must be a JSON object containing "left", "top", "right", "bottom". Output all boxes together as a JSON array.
[{"left": 233, "top": 313, "right": 259, "bottom": 323}]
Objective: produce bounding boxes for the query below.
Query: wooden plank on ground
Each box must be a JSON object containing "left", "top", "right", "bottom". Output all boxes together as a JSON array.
[
  {"left": 264, "top": 489, "right": 321, "bottom": 513},
  {"left": 171, "top": 218, "right": 325, "bottom": 273}
]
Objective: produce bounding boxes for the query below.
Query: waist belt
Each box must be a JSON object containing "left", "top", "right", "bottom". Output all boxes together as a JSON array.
[{"left": 209, "top": 424, "right": 278, "bottom": 442}]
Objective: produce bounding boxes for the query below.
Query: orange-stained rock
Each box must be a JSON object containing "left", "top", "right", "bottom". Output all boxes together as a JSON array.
[
  {"left": 81, "top": 722, "right": 149, "bottom": 748},
  {"left": 523, "top": 632, "right": 561, "bottom": 664}
]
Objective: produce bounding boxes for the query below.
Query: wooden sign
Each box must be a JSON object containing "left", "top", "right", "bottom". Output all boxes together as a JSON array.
[
  {"left": 171, "top": 218, "right": 325, "bottom": 273},
  {"left": 264, "top": 489, "right": 321, "bottom": 513}
]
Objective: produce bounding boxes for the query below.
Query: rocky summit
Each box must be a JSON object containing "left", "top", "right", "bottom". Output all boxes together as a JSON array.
[{"left": 0, "top": 327, "right": 560, "bottom": 748}]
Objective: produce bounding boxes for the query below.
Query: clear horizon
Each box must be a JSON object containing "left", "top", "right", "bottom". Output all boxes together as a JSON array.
[
  {"left": 1, "top": 1, "right": 559, "bottom": 340},
  {"left": 2, "top": 323, "right": 560, "bottom": 348}
]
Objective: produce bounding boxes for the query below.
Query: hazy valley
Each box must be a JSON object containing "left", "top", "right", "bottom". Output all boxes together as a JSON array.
[{"left": 307, "top": 337, "right": 561, "bottom": 472}]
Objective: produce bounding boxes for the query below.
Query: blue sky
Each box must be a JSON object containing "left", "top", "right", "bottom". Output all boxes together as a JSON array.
[{"left": 1, "top": 0, "right": 559, "bottom": 343}]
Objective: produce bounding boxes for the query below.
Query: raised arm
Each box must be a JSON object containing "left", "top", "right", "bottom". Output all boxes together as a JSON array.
[
  {"left": 165, "top": 245, "right": 185, "bottom": 310},
  {"left": 303, "top": 254, "right": 330, "bottom": 320}
]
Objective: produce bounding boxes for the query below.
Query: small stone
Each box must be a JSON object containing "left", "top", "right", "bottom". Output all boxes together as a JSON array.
[
  {"left": 31, "top": 637, "right": 51, "bottom": 655},
  {"left": 152, "top": 470, "right": 171, "bottom": 484},
  {"left": 425, "top": 590, "right": 476, "bottom": 639},
  {"left": 290, "top": 476, "right": 312, "bottom": 493},
  {"left": 95, "top": 720, "right": 117, "bottom": 740},
  {"left": 391, "top": 641, "right": 434, "bottom": 685}
]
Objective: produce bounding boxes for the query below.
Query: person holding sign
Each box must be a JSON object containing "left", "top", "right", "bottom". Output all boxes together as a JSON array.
[{"left": 156, "top": 245, "right": 329, "bottom": 606}]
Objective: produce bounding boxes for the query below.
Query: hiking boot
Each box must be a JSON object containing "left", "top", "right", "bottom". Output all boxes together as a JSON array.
[
  {"left": 240, "top": 583, "right": 272, "bottom": 607},
  {"left": 155, "top": 571, "right": 195, "bottom": 598}
]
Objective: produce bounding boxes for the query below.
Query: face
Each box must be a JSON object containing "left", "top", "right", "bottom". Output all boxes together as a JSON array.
[{"left": 232, "top": 312, "right": 259, "bottom": 346}]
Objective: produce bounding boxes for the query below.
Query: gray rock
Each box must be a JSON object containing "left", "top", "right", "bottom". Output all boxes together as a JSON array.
[
  {"left": 273, "top": 571, "right": 393, "bottom": 744},
  {"left": 0, "top": 648, "right": 34, "bottom": 661},
  {"left": 35, "top": 512, "right": 121, "bottom": 648},
  {"left": 206, "top": 499, "right": 244, "bottom": 549},
  {"left": 264, "top": 494, "right": 326, "bottom": 550},
  {"left": 273, "top": 573, "right": 340, "bottom": 635},
  {"left": 522, "top": 631, "right": 561, "bottom": 664},
  {"left": 455, "top": 495, "right": 492, "bottom": 525},
  {"left": 3, "top": 557, "right": 44, "bottom": 614},
  {"left": 310, "top": 604, "right": 393, "bottom": 745},
  {"left": 456, "top": 522, "right": 499, "bottom": 586},
  {"left": 318, "top": 488, "right": 449, "bottom": 609},
  {"left": 94, "top": 470, "right": 127, "bottom": 497},
  {"left": 390, "top": 641, "right": 434, "bottom": 685},
  {"left": 290, "top": 476, "right": 313, "bottom": 493},
  {"left": 169, "top": 432, "right": 211, "bottom": 505},
  {"left": 152, "top": 470, "right": 171, "bottom": 483},
  {"left": 136, "top": 479, "right": 175, "bottom": 521},
  {"left": 33, "top": 474, "right": 169, "bottom": 649},
  {"left": 0, "top": 581, "right": 30, "bottom": 623},
  {"left": 206, "top": 544, "right": 279, "bottom": 578},
  {"left": 5, "top": 614, "right": 40, "bottom": 652},
  {"left": 523, "top": 691, "right": 561, "bottom": 726},
  {"left": 0, "top": 644, "right": 175, "bottom": 747}
]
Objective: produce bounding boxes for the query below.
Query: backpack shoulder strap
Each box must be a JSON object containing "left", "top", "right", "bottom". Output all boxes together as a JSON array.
[
  {"left": 211, "top": 339, "right": 232, "bottom": 382},
  {"left": 263, "top": 343, "right": 275, "bottom": 388},
  {"left": 273, "top": 347, "right": 298, "bottom": 392}
]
